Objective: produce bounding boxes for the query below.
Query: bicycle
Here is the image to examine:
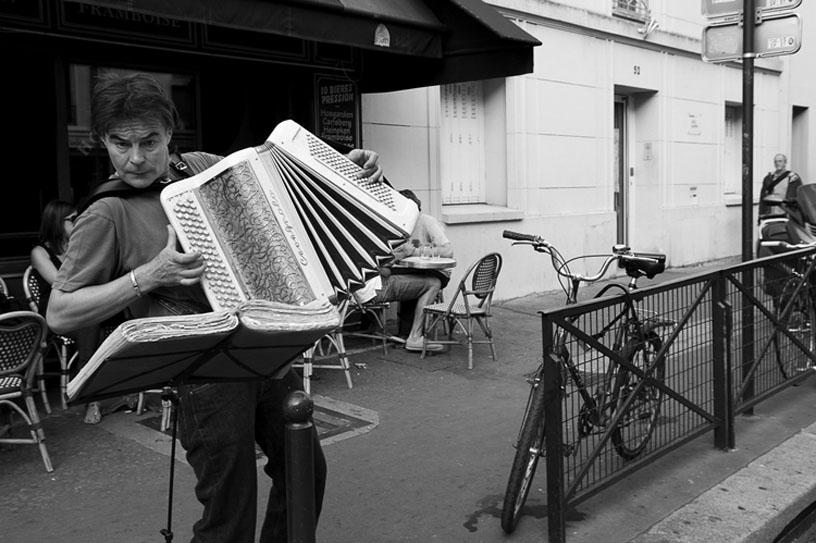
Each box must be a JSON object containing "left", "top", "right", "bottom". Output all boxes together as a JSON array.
[
  {"left": 758, "top": 239, "right": 816, "bottom": 379},
  {"left": 500, "top": 230, "right": 674, "bottom": 534}
]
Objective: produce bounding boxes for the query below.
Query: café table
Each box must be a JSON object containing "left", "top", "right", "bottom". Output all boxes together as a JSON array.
[{"left": 393, "top": 256, "right": 457, "bottom": 271}]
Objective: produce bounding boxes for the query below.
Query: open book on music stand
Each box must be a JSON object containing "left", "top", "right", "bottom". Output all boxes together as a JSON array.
[
  {"left": 66, "top": 299, "right": 339, "bottom": 404},
  {"left": 66, "top": 119, "right": 419, "bottom": 406}
]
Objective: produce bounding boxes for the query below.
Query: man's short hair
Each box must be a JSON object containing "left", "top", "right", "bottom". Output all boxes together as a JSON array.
[{"left": 91, "top": 72, "right": 179, "bottom": 142}]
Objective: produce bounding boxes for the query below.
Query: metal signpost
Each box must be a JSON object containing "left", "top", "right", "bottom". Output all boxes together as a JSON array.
[{"left": 701, "top": 0, "right": 802, "bottom": 416}]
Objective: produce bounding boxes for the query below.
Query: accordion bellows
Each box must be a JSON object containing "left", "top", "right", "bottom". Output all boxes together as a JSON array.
[{"left": 66, "top": 120, "right": 419, "bottom": 404}]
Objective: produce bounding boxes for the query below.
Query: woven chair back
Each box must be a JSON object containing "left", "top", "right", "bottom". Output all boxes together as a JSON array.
[{"left": 0, "top": 312, "right": 46, "bottom": 375}]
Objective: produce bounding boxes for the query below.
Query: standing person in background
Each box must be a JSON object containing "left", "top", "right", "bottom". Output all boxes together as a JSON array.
[
  {"left": 759, "top": 153, "right": 802, "bottom": 219},
  {"left": 30, "top": 199, "right": 76, "bottom": 316},
  {"left": 47, "top": 71, "right": 384, "bottom": 542}
]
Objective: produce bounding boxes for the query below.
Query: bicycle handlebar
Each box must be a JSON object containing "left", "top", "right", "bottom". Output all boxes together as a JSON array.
[
  {"left": 503, "top": 230, "right": 667, "bottom": 282},
  {"left": 502, "top": 230, "right": 545, "bottom": 244},
  {"left": 759, "top": 240, "right": 815, "bottom": 250}
]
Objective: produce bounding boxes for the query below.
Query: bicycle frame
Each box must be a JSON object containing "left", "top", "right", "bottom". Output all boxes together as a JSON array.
[{"left": 519, "top": 248, "right": 660, "bottom": 446}]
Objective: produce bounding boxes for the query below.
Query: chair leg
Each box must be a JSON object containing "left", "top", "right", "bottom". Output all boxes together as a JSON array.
[
  {"left": 466, "top": 319, "right": 474, "bottom": 370},
  {"left": 36, "top": 356, "right": 51, "bottom": 415},
  {"left": 300, "top": 347, "right": 315, "bottom": 395},
  {"left": 160, "top": 398, "right": 172, "bottom": 432},
  {"left": 137, "top": 392, "right": 146, "bottom": 415},
  {"left": 17, "top": 395, "right": 53, "bottom": 472},
  {"left": 333, "top": 331, "right": 354, "bottom": 389},
  {"left": 59, "top": 344, "right": 70, "bottom": 411},
  {"left": 420, "top": 312, "right": 430, "bottom": 359}
]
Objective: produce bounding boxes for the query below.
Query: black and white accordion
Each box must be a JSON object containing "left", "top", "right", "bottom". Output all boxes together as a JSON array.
[{"left": 161, "top": 119, "right": 420, "bottom": 311}]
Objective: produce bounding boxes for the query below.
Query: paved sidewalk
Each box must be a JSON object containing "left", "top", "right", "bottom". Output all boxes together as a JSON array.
[{"left": 3, "top": 256, "right": 816, "bottom": 542}]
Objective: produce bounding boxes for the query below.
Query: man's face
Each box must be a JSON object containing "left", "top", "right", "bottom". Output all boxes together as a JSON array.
[
  {"left": 774, "top": 155, "right": 787, "bottom": 173},
  {"left": 102, "top": 118, "right": 172, "bottom": 188}
]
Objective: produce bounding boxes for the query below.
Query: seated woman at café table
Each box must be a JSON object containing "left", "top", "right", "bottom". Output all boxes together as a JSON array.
[{"left": 365, "top": 189, "right": 453, "bottom": 352}]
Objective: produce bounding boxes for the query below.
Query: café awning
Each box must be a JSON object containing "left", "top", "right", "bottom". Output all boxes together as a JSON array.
[{"left": 62, "top": 0, "right": 540, "bottom": 91}]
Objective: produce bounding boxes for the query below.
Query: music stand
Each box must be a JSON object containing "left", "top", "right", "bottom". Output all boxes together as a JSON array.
[{"left": 67, "top": 325, "right": 331, "bottom": 542}]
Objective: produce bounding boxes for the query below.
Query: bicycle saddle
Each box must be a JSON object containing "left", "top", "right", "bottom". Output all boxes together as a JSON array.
[{"left": 619, "top": 253, "right": 666, "bottom": 279}]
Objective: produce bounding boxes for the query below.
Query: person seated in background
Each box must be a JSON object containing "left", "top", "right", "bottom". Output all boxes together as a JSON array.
[
  {"left": 366, "top": 189, "right": 453, "bottom": 352},
  {"left": 30, "top": 199, "right": 120, "bottom": 423},
  {"left": 393, "top": 190, "right": 454, "bottom": 340},
  {"left": 30, "top": 200, "right": 77, "bottom": 315}
]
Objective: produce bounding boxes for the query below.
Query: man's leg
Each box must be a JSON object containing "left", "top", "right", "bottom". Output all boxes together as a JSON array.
[
  {"left": 178, "top": 382, "right": 260, "bottom": 543},
  {"left": 375, "top": 274, "right": 441, "bottom": 348},
  {"left": 406, "top": 278, "right": 441, "bottom": 344},
  {"left": 256, "top": 369, "right": 328, "bottom": 543}
]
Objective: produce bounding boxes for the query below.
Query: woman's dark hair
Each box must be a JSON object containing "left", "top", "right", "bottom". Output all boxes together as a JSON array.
[
  {"left": 399, "top": 189, "right": 422, "bottom": 211},
  {"left": 90, "top": 71, "right": 179, "bottom": 142},
  {"left": 39, "top": 200, "right": 76, "bottom": 253}
]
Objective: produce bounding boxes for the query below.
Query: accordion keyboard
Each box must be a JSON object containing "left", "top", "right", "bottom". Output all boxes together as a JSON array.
[
  {"left": 169, "top": 193, "right": 245, "bottom": 309},
  {"left": 305, "top": 133, "right": 397, "bottom": 211}
]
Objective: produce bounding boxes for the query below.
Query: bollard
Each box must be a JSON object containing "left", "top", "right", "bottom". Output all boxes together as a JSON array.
[{"left": 284, "top": 390, "right": 316, "bottom": 543}]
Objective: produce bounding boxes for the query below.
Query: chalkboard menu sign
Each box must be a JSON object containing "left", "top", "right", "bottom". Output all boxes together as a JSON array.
[{"left": 315, "top": 75, "right": 359, "bottom": 149}]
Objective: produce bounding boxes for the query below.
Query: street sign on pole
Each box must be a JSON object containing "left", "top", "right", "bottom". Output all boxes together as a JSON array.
[
  {"left": 702, "top": 13, "right": 802, "bottom": 62},
  {"left": 702, "top": 0, "right": 802, "bottom": 20}
]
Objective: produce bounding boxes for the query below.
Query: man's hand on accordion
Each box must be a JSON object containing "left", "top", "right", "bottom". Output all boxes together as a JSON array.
[
  {"left": 346, "top": 148, "right": 384, "bottom": 183},
  {"left": 138, "top": 225, "right": 207, "bottom": 291}
]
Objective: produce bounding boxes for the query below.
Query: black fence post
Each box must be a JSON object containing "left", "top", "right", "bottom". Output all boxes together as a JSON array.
[
  {"left": 284, "top": 390, "right": 316, "bottom": 543},
  {"left": 542, "top": 316, "right": 566, "bottom": 543},
  {"left": 712, "top": 272, "right": 735, "bottom": 450}
]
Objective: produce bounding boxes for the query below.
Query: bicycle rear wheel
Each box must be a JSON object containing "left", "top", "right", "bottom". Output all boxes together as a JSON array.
[
  {"left": 501, "top": 378, "right": 546, "bottom": 534},
  {"left": 611, "top": 334, "right": 665, "bottom": 460},
  {"left": 773, "top": 277, "right": 816, "bottom": 379}
]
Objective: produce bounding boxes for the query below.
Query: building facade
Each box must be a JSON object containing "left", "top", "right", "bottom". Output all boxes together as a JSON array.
[{"left": 362, "top": 0, "right": 816, "bottom": 300}]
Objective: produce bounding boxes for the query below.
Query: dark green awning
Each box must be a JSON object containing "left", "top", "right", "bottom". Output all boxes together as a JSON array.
[{"left": 61, "top": 0, "right": 540, "bottom": 91}]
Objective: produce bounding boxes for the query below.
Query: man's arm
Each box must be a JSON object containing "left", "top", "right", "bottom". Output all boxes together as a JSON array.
[{"left": 48, "top": 226, "right": 205, "bottom": 334}]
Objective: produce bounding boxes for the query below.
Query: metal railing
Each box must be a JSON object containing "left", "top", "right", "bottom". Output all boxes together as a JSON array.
[{"left": 540, "top": 247, "right": 816, "bottom": 543}]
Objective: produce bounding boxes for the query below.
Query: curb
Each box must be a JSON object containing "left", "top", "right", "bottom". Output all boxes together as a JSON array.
[{"left": 629, "top": 422, "right": 816, "bottom": 543}]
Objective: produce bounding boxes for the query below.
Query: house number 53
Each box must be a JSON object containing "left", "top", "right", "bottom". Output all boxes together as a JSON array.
[{"left": 633, "top": 65, "right": 641, "bottom": 75}]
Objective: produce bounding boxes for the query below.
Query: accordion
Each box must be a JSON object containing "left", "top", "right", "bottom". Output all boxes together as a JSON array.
[{"left": 161, "top": 119, "right": 420, "bottom": 310}]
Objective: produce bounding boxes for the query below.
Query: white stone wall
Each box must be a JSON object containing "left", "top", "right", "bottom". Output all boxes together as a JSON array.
[{"left": 361, "top": 0, "right": 815, "bottom": 301}]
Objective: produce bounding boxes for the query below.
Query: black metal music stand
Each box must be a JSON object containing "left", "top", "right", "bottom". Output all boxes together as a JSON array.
[{"left": 67, "top": 333, "right": 325, "bottom": 543}]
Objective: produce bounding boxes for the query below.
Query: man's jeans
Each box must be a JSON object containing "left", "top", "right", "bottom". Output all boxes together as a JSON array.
[{"left": 178, "top": 370, "right": 326, "bottom": 543}]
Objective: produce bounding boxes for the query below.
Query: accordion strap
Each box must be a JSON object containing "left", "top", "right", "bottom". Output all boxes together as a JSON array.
[{"left": 78, "top": 153, "right": 192, "bottom": 215}]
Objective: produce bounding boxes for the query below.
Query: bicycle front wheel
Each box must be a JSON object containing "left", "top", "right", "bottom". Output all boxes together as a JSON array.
[
  {"left": 773, "top": 277, "right": 816, "bottom": 379},
  {"left": 501, "top": 378, "right": 546, "bottom": 534},
  {"left": 611, "top": 334, "right": 665, "bottom": 460}
]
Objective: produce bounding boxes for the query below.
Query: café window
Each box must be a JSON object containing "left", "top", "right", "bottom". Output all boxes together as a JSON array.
[
  {"left": 66, "top": 65, "right": 198, "bottom": 202},
  {"left": 68, "top": 65, "right": 197, "bottom": 156},
  {"left": 440, "top": 81, "right": 486, "bottom": 205}
]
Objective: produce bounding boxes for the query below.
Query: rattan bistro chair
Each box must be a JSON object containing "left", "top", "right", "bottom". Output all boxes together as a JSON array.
[
  {"left": 0, "top": 311, "right": 53, "bottom": 472},
  {"left": 294, "top": 298, "right": 354, "bottom": 394},
  {"left": 421, "top": 253, "right": 502, "bottom": 369},
  {"left": 23, "top": 266, "right": 77, "bottom": 411}
]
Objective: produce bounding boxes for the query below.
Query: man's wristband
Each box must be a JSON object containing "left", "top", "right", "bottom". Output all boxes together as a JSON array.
[{"left": 129, "top": 270, "right": 143, "bottom": 297}]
